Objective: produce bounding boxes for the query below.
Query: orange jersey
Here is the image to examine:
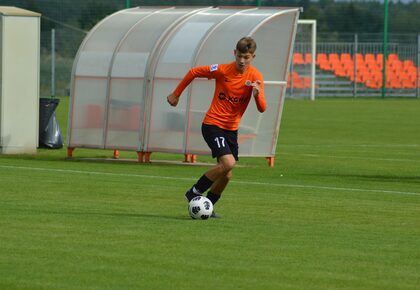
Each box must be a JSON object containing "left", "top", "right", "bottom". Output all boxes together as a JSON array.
[{"left": 173, "top": 62, "right": 266, "bottom": 131}]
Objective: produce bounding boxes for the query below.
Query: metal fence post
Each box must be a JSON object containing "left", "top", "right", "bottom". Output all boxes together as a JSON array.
[
  {"left": 382, "top": 0, "right": 389, "bottom": 98},
  {"left": 417, "top": 33, "right": 419, "bottom": 98},
  {"left": 290, "top": 61, "right": 294, "bottom": 97},
  {"left": 51, "top": 28, "right": 55, "bottom": 97},
  {"left": 353, "top": 33, "right": 358, "bottom": 98}
]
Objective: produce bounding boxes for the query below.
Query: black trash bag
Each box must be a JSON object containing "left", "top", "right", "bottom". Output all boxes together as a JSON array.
[{"left": 39, "top": 98, "right": 63, "bottom": 149}]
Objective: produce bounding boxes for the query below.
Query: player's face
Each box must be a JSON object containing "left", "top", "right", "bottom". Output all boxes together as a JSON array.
[{"left": 234, "top": 50, "right": 255, "bottom": 73}]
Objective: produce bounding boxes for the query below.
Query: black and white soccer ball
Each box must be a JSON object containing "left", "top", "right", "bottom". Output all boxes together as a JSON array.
[{"left": 188, "top": 196, "right": 213, "bottom": 220}]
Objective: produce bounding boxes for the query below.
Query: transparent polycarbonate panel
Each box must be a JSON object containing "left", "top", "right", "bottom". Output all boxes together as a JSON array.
[
  {"left": 105, "top": 79, "right": 144, "bottom": 149},
  {"left": 75, "top": 51, "right": 113, "bottom": 77},
  {"left": 69, "top": 78, "right": 107, "bottom": 147},
  {"left": 194, "top": 9, "right": 272, "bottom": 66},
  {"left": 252, "top": 11, "right": 299, "bottom": 82},
  {"left": 75, "top": 10, "right": 153, "bottom": 77},
  {"left": 82, "top": 9, "right": 156, "bottom": 52},
  {"left": 146, "top": 79, "right": 188, "bottom": 152},
  {"left": 238, "top": 84, "right": 284, "bottom": 156},
  {"left": 149, "top": 8, "right": 233, "bottom": 152},
  {"left": 159, "top": 8, "right": 233, "bottom": 69},
  {"left": 248, "top": 10, "right": 299, "bottom": 155},
  {"left": 154, "top": 7, "right": 238, "bottom": 79},
  {"left": 184, "top": 80, "right": 214, "bottom": 154},
  {"left": 111, "top": 7, "right": 205, "bottom": 77},
  {"left": 111, "top": 52, "right": 150, "bottom": 78},
  {"left": 107, "top": 8, "right": 211, "bottom": 151}
]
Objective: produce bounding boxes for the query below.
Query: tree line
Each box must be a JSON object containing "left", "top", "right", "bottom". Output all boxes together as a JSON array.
[{"left": 3, "top": 0, "right": 420, "bottom": 34}]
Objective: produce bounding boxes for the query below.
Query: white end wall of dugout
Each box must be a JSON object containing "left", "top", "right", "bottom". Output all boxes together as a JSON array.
[{"left": 68, "top": 6, "right": 300, "bottom": 161}]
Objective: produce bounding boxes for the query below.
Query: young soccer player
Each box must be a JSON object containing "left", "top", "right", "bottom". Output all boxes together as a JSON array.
[{"left": 167, "top": 37, "right": 266, "bottom": 217}]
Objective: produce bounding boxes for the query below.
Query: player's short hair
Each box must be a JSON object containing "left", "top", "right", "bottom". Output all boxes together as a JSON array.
[{"left": 236, "top": 37, "right": 257, "bottom": 54}]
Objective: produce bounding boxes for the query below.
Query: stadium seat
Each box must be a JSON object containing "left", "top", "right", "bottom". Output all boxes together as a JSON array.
[
  {"left": 389, "top": 59, "right": 403, "bottom": 74},
  {"left": 365, "top": 79, "right": 379, "bottom": 89},
  {"left": 401, "top": 79, "right": 416, "bottom": 89},
  {"left": 334, "top": 66, "right": 347, "bottom": 77},
  {"left": 365, "top": 53, "right": 376, "bottom": 64},
  {"left": 388, "top": 53, "right": 398, "bottom": 62},
  {"left": 293, "top": 53, "right": 305, "bottom": 65},
  {"left": 318, "top": 57, "right": 332, "bottom": 71},
  {"left": 403, "top": 60, "right": 415, "bottom": 69},
  {"left": 407, "top": 68, "right": 417, "bottom": 81},
  {"left": 303, "top": 77, "right": 311, "bottom": 88},
  {"left": 315, "top": 52, "right": 419, "bottom": 90},
  {"left": 355, "top": 53, "right": 364, "bottom": 63},
  {"left": 366, "top": 61, "right": 379, "bottom": 73},
  {"left": 345, "top": 68, "right": 355, "bottom": 79},
  {"left": 329, "top": 53, "right": 340, "bottom": 63},
  {"left": 287, "top": 71, "right": 307, "bottom": 89},
  {"left": 316, "top": 53, "right": 328, "bottom": 65},
  {"left": 340, "top": 53, "right": 352, "bottom": 63},
  {"left": 389, "top": 79, "right": 401, "bottom": 89},
  {"left": 293, "top": 78, "right": 304, "bottom": 89}
]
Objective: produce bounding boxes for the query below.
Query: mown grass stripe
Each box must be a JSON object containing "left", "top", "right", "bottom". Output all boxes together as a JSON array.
[{"left": 1, "top": 164, "right": 419, "bottom": 196}]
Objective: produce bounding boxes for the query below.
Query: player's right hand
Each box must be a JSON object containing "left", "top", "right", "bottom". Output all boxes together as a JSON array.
[
  {"left": 167, "top": 93, "right": 179, "bottom": 107},
  {"left": 251, "top": 80, "right": 261, "bottom": 98}
]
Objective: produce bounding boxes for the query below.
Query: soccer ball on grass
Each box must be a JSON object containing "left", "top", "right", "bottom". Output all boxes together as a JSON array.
[{"left": 188, "top": 196, "right": 213, "bottom": 220}]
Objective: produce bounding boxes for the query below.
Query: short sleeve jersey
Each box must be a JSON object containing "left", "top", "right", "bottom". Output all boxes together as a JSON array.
[{"left": 173, "top": 62, "right": 266, "bottom": 131}]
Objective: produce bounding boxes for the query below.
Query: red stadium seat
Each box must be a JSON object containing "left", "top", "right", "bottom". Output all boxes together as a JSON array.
[
  {"left": 365, "top": 53, "right": 376, "bottom": 64},
  {"left": 388, "top": 53, "right": 398, "bottom": 62},
  {"left": 314, "top": 53, "right": 419, "bottom": 90},
  {"left": 340, "top": 53, "right": 352, "bottom": 63},
  {"left": 316, "top": 53, "right": 328, "bottom": 65},
  {"left": 401, "top": 79, "right": 416, "bottom": 89},
  {"left": 329, "top": 53, "right": 340, "bottom": 63},
  {"left": 293, "top": 53, "right": 305, "bottom": 65}
]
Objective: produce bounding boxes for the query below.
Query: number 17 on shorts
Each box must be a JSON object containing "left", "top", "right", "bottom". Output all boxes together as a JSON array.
[{"left": 214, "top": 136, "right": 225, "bottom": 148}]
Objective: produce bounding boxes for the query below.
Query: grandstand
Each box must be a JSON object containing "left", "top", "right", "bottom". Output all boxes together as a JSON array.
[
  {"left": 288, "top": 30, "right": 420, "bottom": 98},
  {"left": 290, "top": 52, "right": 419, "bottom": 96}
]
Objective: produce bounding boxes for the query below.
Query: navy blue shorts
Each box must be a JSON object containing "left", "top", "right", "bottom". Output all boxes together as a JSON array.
[{"left": 201, "top": 123, "right": 239, "bottom": 161}]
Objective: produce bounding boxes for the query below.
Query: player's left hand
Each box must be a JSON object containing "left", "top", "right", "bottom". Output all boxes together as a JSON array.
[
  {"left": 167, "top": 93, "right": 179, "bottom": 107},
  {"left": 251, "top": 80, "right": 261, "bottom": 98}
]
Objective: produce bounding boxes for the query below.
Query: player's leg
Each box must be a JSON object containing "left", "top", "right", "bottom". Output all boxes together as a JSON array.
[
  {"left": 210, "top": 170, "right": 232, "bottom": 195},
  {"left": 185, "top": 154, "right": 235, "bottom": 201},
  {"left": 207, "top": 169, "right": 232, "bottom": 205},
  {"left": 185, "top": 124, "right": 237, "bottom": 205},
  {"left": 203, "top": 154, "right": 235, "bottom": 181},
  {"left": 206, "top": 128, "right": 238, "bottom": 218}
]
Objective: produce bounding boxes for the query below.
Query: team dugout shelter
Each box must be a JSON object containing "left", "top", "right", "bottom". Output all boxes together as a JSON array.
[{"left": 67, "top": 6, "right": 300, "bottom": 166}]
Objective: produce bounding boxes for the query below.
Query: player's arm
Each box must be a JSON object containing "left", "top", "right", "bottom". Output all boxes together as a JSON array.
[
  {"left": 251, "top": 78, "right": 266, "bottom": 112},
  {"left": 167, "top": 65, "right": 215, "bottom": 107}
]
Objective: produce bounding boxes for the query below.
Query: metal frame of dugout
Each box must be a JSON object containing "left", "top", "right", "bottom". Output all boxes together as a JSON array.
[{"left": 67, "top": 6, "right": 300, "bottom": 166}]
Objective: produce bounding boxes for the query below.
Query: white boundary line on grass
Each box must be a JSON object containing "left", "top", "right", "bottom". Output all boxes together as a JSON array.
[
  {"left": 281, "top": 152, "right": 420, "bottom": 163},
  {"left": 1, "top": 164, "right": 419, "bottom": 197},
  {"left": 280, "top": 144, "right": 420, "bottom": 148}
]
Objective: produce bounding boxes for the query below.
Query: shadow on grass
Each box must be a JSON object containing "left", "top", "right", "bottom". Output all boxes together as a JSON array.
[{"left": 0, "top": 149, "right": 216, "bottom": 168}]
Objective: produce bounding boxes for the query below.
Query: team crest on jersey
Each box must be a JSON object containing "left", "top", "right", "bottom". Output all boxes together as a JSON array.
[{"left": 210, "top": 64, "right": 218, "bottom": 72}]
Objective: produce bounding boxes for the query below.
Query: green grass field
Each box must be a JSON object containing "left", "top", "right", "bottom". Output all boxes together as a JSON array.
[{"left": 1, "top": 97, "right": 419, "bottom": 289}]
